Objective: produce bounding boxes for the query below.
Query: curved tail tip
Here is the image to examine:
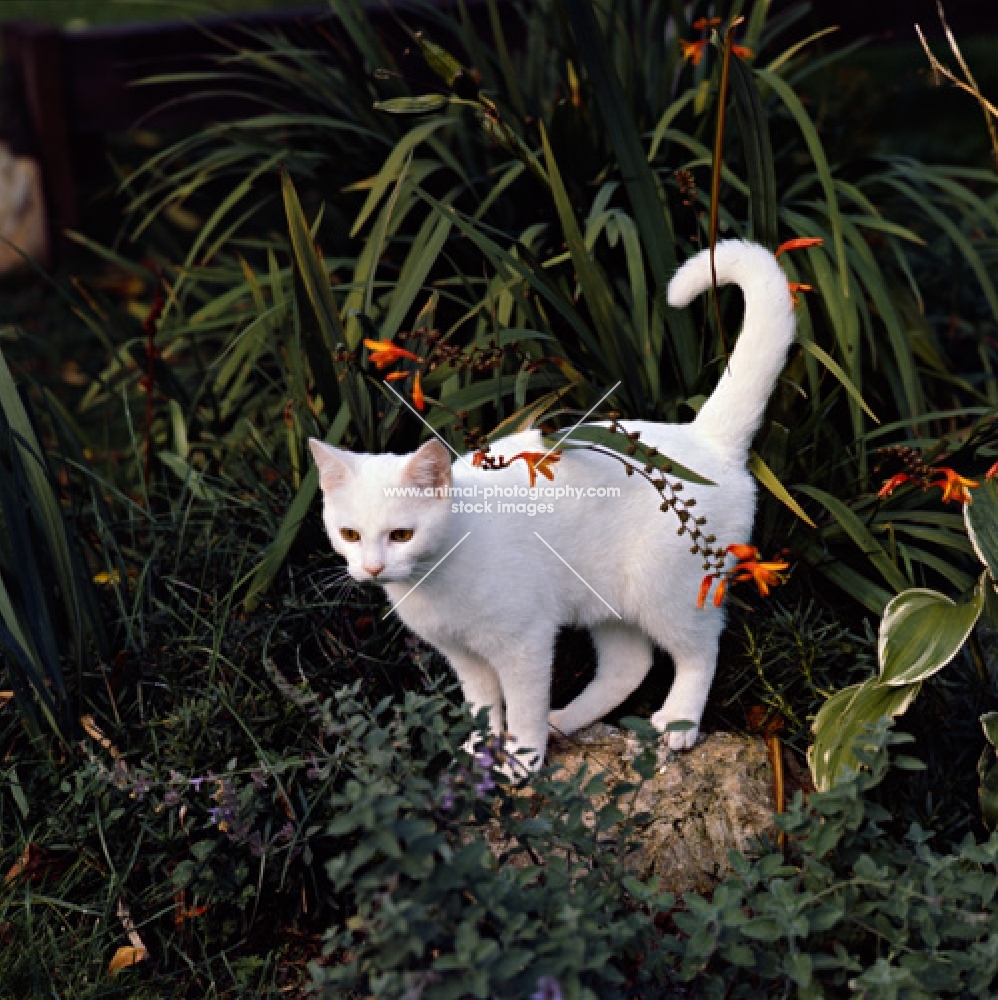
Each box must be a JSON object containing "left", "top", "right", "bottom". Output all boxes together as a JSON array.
[
  {"left": 667, "top": 248, "right": 711, "bottom": 310},
  {"left": 667, "top": 240, "right": 783, "bottom": 310}
]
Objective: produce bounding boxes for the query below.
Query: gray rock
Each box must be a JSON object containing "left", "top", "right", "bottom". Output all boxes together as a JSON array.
[{"left": 545, "top": 725, "right": 779, "bottom": 895}]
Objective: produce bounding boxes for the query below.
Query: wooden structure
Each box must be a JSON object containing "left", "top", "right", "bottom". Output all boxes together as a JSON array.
[{"left": 0, "top": 4, "right": 500, "bottom": 246}]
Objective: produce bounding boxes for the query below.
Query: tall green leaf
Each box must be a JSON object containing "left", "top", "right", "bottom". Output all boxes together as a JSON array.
[
  {"left": 728, "top": 55, "right": 779, "bottom": 250},
  {"left": 563, "top": 0, "right": 697, "bottom": 392}
]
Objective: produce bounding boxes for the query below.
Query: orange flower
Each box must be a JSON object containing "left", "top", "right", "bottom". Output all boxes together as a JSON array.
[
  {"left": 364, "top": 338, "right": 421, "bottom": 369},
  {"left": 412, "top": 370, "right": 426, "bottom": 411},
  {"left": 385, "top": 371, "right": 409, "bottom": 381},
  {"left": 512, "top": 451, "right": 561, "bottom": 487},
  {"left": 788, "top": 282, "right": 814, "bottom": 307},
  {"left": 680, "top": 37, "right": 752, "bottom": 66},
  {"left": 878, "top": 473, "right": 914, "bottom": 499},
  {"left": 986, "top": 460, "right": 998, "bottom": 480},
  {"left": 680, "top": 38, "right": 708, "bottom": 65},
  {"left": 775, "top": 236, "right": 823, "bottom": 258},
  {"left": 931, "top": 467, "right": 978, "bottom": 504},
  {"left": 730, "top": 555, "right": 789, "bottom": 597},
  {"left": 698, "top": 545, "right": 788, "bottom": 607},
  {"left": 697, "top": 574, "right": 714, "bottom": 609},
  {"left": 692, "top": 16, "right": 722, "bottom": 30}
]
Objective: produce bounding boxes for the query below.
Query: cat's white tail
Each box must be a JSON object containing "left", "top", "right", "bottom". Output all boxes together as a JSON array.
[{"left": 668, "top": 240, "right": 795, "bottom": 456}]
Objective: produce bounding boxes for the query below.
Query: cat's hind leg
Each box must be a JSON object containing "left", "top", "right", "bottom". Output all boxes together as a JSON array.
[{"left": 549, "top": 622, "right": 653, "bottom": 736}]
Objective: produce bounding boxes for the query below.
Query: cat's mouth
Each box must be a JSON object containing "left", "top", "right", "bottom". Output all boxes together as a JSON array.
[{"left": 352, "top": 569, "right": 409, "bottom": 585}]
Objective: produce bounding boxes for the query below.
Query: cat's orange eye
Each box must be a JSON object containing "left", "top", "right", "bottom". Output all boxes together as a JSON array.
[
  {"left": 389, "top": 529, "right": 414, "bottom": 543},
  {"left": 339, "top": 528, "right": 361, "bottom": 542}
]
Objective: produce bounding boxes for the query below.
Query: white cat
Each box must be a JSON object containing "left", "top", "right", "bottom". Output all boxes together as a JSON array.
[{"left": 310, "top": 240, "right": 795, "bottom": 772}]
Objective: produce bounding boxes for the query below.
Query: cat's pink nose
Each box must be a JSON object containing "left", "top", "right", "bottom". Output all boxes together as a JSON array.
[{"left": 364, "top": 563, "right": 385, "bottom": 578}]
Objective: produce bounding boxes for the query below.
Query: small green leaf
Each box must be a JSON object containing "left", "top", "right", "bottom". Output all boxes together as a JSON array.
[
  {"left": 416, "top": 34, "right": 465, "bottom": 87},
  {"left": 878, "top": 585, "right": 983, "bottom": 686},
  {"left": 374, "top": 95, "right": 450, "bottom": 115}
]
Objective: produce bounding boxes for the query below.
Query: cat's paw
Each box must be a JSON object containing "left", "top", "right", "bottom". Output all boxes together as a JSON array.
[{"left": 650, "top": 711, "right": 700, "bottom": 750}]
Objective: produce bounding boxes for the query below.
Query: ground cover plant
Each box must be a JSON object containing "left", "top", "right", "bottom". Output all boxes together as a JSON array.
[{"left": 2, "top": 0, "right": 998, "bottom": 994}]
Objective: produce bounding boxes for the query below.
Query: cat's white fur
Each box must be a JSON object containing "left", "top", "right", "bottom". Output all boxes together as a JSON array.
[{"left": 310, "top": 240, "right": 795, "bottom": 772}]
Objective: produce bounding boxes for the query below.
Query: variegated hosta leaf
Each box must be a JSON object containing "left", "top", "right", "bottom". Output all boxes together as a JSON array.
[
  {"left": 878, "top": 584, "right": 983, "bottom": 687},
  {"left": 809, "top": 678, "right": 921, "bottom": 792},
  {"left": 966, "top": 477, "right": 998, "bottom": 579},
  {"left": 979, "top": 712, "right": 998, "bottom": 831}
]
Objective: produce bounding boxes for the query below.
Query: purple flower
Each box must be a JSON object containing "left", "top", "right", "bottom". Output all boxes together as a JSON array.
[
  {"left": 474, "top": 773, "right": 495, "bottom": 797},
  {"left": 251, "top": 767, "right": 269, "bottom": 789},
  {"left": 475, "top": 747, "right": 495, "bottom": 771},
  {"left": 440, "top": 792, "right": 455, "bottom": 811},
  {"left": 163, "top": 789, "right": 182, "bottom": 807},
  {"left": 531, "top": 977, "right": 563, "bottom": 1000}
]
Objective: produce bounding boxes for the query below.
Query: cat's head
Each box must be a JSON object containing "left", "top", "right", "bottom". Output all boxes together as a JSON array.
[{"left": 309, "top": 439, "right": 453, "bottom": 584}]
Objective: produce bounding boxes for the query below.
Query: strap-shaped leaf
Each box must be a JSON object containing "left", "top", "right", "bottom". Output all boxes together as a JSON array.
[
  {"left": 966, "top": 477, "right": 998, "bottom": 579},
  {"left": 562, "top": 0, "right": 697, "bottom": 393},
  {"left": 797, "top": 484, "right": 907, "bottom": 591},
  {"left": 542, "top": 425, "right": 714, "bottom": 486},
  {"left": 878, "top": 584, "right": 983, "bottom": 686},
  {"left": 750, "top": 452, "right": 815, "bottom": 527},
  {"left": 486, "top": 386, "right": 575, "bottom": 442},
  {"left": 374, "top": 95, "right": 451, "bottom": 115},
  {"left": 728, "top": 54, "right": 779, "bottom": 251}
]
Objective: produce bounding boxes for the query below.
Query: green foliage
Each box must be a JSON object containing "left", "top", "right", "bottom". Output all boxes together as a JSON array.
[
  {"left": 669, "top": 722, "right": 998, "bottom": 998},
  {"left": 304, "top": 689, "right": 998, "bottom": 998},
  {"left": 723, "top": 598, "right": 877, "bottom": 746},
  {"left": 810, "top": 463, "right": 998, "bottom": 792},
  {"left": 4, "top": 0, "right": 998, "bottom": 993},
  {"left": 78, "top": 0, "right": 998, "bottom": 621},
  {"left": 0, "top": 347, "right": 106, "bottom": 740},
  {"left": 311, "top": 695, "right": 672, "bottom": 999}
]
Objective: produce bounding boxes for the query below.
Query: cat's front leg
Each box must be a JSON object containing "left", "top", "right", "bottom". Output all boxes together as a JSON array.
[
  {"left": 497, "top": 635, "right": 556, "bottom": 776},
  {"left": 438, "top": 646, "right": 505, "bottom": 740}
]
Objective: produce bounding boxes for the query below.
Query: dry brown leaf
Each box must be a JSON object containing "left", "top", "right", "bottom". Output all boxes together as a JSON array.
[
  {"left": 5, "top": 843, "right": 57, "bottom": 883},
  {"left": 108, "top": 944, "right": 148, "bottom": 976}
]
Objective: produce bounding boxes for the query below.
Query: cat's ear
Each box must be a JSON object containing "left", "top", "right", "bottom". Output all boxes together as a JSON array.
[
  {"left": 402, "top": 440, "right": 452, "bottom": 493},
  {"left": 309, "top": 439, "right": 354, "bottom": 493}
]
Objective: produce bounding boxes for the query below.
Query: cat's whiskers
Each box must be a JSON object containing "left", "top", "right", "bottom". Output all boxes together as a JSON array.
[{"left": 313, "top": 567, "right": 359, "bottom": 605}]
